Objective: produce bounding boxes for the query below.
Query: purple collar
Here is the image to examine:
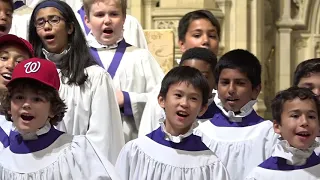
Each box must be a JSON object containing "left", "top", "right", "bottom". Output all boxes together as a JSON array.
[
  {"left": 147, "top": 127, "right": 209, "bottom": 151},
  {"left": 0, "top": 127, "right": 9, "bottom": 148},
  {"left": 259, "top": 152, "right": 320, "bottom": 170},
  {"left": 9, "top": 126, "right": 64, "bottom": 154},
  {"left": 210, "top": 110, "right": 264, "bottom": 127},
  {"left": 198, "top": 101, "right": 219, "bottom": 119}
]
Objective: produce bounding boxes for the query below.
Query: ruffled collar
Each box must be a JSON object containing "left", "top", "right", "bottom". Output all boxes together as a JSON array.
[
  {"left": 11, "top": 121, "right": 51, "bottom": 140},
  {"left": 214, "top": 92, "right": 257, "bottom": 122},
  {"left": 9, "top": 123, "right": 64, "bottom": 154},
  {"left": 87, "top": 31, "right": 123, "bottom": 49},
  {"left": 272, "top": 139, "right": 320, "bottom": 166},
  {"left": 42, "top": 46, "right": 70, "bottom": 65},
  {"left": 159, "top": 118, "right": 198, "bottom": 143}
]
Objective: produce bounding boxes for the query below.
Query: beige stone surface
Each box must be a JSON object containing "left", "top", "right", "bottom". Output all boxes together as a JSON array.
[{"left": 144, "top": 29, "right": 175, "bottom": 74}]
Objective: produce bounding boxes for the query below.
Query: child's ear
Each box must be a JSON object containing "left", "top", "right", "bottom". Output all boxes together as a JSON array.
[
  {"left": 48, "top": 111, "right": 55, "bottom": 119},
  {"left": 273, "top": 120, "right": 281, "bottom": 135},
  {"left": 198, "top": 104, "right": 208, "bottom": 117},
  {"left": 67, "top": 23, "right": 74, "bottom": 35},
  {"left": 251, "top": 84, "right": 261, "bottom": 100},
  {"left": 158, "top": 95, "right": 165, "bottom": 109},
  {"left": 84, "top": 15, "right": 92, "bottom": 30},
  {"left": 178, "top": 40, "right": 187, "bottom": 53}
]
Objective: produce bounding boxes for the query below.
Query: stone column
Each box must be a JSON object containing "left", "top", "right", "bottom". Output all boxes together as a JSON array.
[
  {"left": 143, "top": 0, "right": 158, "bottom": 29},
  {"left": 130, "top": 0, "right": 143, "bottom": 26},
  {"left": 216, "top": 0, "right": 232, "bottom": 55},
  {"left": 248, "top": 0, "right": 267, "bottom": 116},
  {"left": 275, "top": 0, "right": 294, "bottom": 91}
]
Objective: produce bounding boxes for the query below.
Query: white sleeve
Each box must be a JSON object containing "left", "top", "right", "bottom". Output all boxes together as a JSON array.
[
  {"left": 122, "top": 50, "right": 164, "bottom": 128},
  {"left": 138, "top": 84, "right": 164, "bottom": 137},
  {"left": 87, "top": 70, "right": 125, "bottom": 165},
  {"left": 123, "top": 15, "right": 148, "bottom": 49}
]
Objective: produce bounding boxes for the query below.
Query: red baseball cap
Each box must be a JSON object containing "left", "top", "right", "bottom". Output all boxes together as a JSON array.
[
  {"left": 0, "top": 34, "right": 34, "bottom": 57},
  {"left": 7, "top": 58, "right": 60, "bottom": 90}
]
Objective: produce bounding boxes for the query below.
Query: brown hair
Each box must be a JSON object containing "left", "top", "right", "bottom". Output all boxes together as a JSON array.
[
  {"left": 82, "top": 0, "right": 127, "bottom": 19},
  {"left": 1, "top": 79, "right": 67, "bottom": 126}
]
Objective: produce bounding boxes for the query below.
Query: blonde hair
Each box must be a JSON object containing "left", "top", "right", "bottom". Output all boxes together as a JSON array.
[{"left": 82, "top": 0, "right": 127, "bottom": 19}]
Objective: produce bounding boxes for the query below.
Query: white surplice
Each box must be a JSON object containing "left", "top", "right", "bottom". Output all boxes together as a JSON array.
[
  {"left": 55, "top": 65, "right": 125, "bottom": 165},
  {"left": 0, "top": 124, "right": 121, "bottom": 180},
  {"left": 245, "top": 140, "right": 320, "bottom": 180},
  {"left": 194, "top": 94, "right": 279, "bottom": 180},
  {"left": 86, "top": 33, "right": 164, "bottom": 142},
  {"left": 9, "top": 3, "right": 32, "bottom": 40},
  {"left": 115, "top": 125, "right": 230, "bottom": 180}
]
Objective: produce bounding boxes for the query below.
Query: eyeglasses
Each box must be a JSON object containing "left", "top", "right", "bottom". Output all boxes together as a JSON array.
[{"left": 34, "top": 15, "right": 65, "bottom": 28}]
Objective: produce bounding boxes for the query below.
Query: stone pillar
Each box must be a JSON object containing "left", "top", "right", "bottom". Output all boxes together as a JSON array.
[
  {"left": 229, "top": 0, "right": 249, "bottom": 50},
  {"left": 248, "top": 0, "right": 266, "bottom": 116},
  {"left": 130, "top": 0, "right": 143, "bottom": 26},
  {"left": 216, "top": 0, "right": 232, "bottom": 55},
  {"left": 275, "top": 0, "right": 294, "bottom": 91},
  {"left": 143, "top": 0, "right": 158, "bottom": 29}
]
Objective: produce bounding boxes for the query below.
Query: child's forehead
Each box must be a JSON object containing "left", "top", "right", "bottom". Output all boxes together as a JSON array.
[
  {"left": 181, "top": 59, "right": 211, "bottom": 70},
  {"left": 92, "top": 0, "right": 121, "bottom": 7},
  {"left": 187, "top": 18, "right": 217, "bottom": 31},
  {"left": 300, "top": 72, "right": 320, "bottom": 81},
  {"left": 0, "top": 1, "right": 13, "bottom": 11},
  {"left": 169, "top": 81, "right": 202, "bottom": 93},
  {"left": 10, "top": 83, "right": 44, "bottom": 94},
  {"left": 0, "top": 44, "right": 26, "bottom": 53},
  {"left": 219, "top": 68, "right": 249, "bottom": 80},
  {"left": 283, "top": 98, "right": 317, "bottom": 112}
]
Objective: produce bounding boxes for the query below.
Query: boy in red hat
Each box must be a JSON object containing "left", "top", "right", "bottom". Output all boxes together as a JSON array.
[{"left": 0, "top": 58, "right": 120, "bottom": 179}]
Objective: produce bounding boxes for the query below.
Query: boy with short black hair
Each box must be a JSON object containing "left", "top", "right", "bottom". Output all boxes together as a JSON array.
[
  {"left": 194, "top": 49, "right": 279, "bottom": 180},
  {"left": 246, "top": 87, "right": 320, "bottom": 180},
  {"left": 116, "top": 66, "right": 229, "bottom": 180},
  {"left": 293, "top": 58, "right": 320, "bottom": 99},
  {"left": 178, "top": 9, "right": 220, "bottom": 56},
  {"left": 139, "top": 47, "right": 219, "bottom": 136}
]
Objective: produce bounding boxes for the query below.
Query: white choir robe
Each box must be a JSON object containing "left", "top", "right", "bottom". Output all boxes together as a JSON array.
[
  {"left": 0, "top": 115, "right": 11, "bottom": 151},
  {"left": 86, "top": 34, "right": 164, "bottom": 142},
  {"left": 9, "top": 3, "right": 32, "bottom": 40},
  {"left": 245, "top": 140, "right": 320, "bottom": 180},
  {"left": 115, "top": 127, "right": 230, "bottom": 180},
  {"left": 138, "top": 85, "right": 218, "bottom": 137},
  {"left": 75, "top": 6, "right": 148, "bottom": 49},
  {"left": 194, "top": 96, "right": 279, "bottom": 180},
  {"left": 0, "top": 125, "right": 121, "bottom": 180},
  {"left": 55, "top": 65, "right": 125, "bottom": 165}
]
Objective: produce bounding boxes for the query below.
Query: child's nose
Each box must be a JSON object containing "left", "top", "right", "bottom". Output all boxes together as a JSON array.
[
  {"left": 228, "top": 83, "right": 236, "bottom": 94},
  {"left": 104, "top": 16, "right": 112, "bottom": 25},
  {"left": 179, "top": 98, "right": 188, "bottom": 107},
  {"left": 4, "top": 58, "right": 15, "bottom": 71}
]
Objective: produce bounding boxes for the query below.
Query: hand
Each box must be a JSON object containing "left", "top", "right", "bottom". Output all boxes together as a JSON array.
[{"left": 116, "top": 90, "right": 124, "bottom": 107}]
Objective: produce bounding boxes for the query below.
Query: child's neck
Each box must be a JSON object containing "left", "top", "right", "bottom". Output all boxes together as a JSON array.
[{"left": 164, "top": 120, "right": 192, "bottom": 136}]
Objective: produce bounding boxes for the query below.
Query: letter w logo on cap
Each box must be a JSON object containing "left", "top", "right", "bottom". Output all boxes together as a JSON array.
[{"left": 24, "top": 61, "right": 41, "bottom": 74}]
